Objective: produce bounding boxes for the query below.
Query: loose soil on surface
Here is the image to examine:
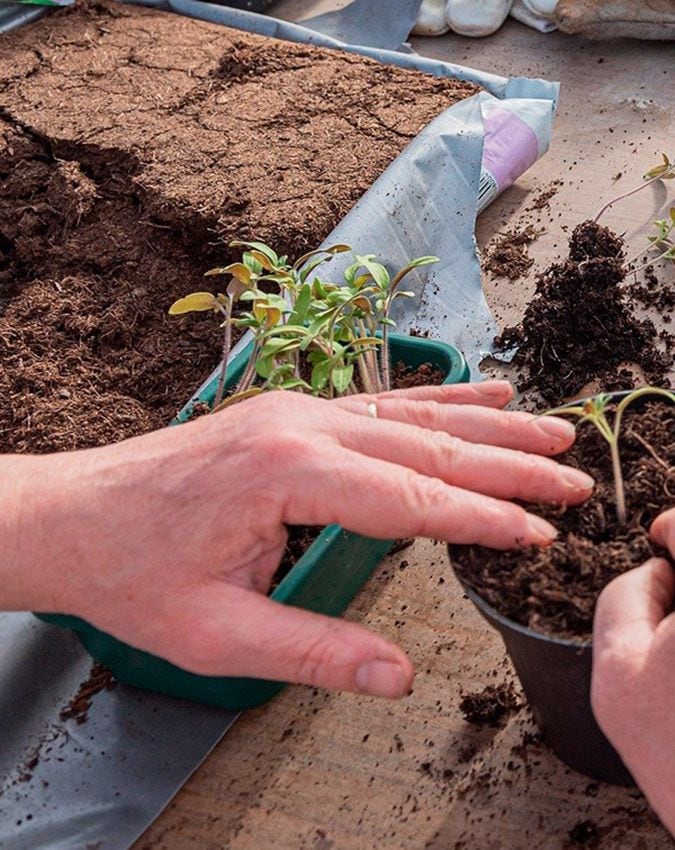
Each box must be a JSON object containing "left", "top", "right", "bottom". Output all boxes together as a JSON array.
[
  {"left": 0, "top": 0, "right": 478, "bottom": 453},
  {"left": 484, "top": 224, "right": 539, "bottom": 281},
  {"left": 496, "top": 220, "right": 674, "bottom": 404},
  {"left": 458, "top": 681, "right": 521, "bottom": 727},
  {"left": 452, "top": 401, "right": 675, "bottom": 639},
  {"left": 59, "top": 662, "right": 117, "bottom": 724}
]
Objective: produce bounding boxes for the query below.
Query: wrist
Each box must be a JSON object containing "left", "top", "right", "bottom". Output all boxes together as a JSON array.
[{"left": 0, "top": 453, "right": 76, "bottom": 613}]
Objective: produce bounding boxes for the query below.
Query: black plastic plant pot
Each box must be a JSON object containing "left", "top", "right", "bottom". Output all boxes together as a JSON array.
[{"left": 453, "top": 571, "right": 634, "bottom": 786}]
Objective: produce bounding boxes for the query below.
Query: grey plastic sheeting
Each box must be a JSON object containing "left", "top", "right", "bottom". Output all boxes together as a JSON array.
[
  {"left": 0, "top": 4, "right": 557, "bottom": 849},
  {"left": 300, "top": 0, "right": 422, "bottom": 51},
  {"left": 0, "top": 2, "right": 47, "bottom": 32},
  {"left": 0, "top": 616, "right": 238, "bottom": 850}
]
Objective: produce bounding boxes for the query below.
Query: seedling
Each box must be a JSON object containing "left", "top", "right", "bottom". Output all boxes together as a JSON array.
[
  {"left": 625, "top": 206, "right": 675, "bottom": 276},
  {"left": 545, "top": 387, "right": 675, "bottom": 524},
  {"left": 593, "top": 153, "right": 674, "bottom": 224},
  {"left": 169, "top": 242, "right": 438, "bottom": 407}
]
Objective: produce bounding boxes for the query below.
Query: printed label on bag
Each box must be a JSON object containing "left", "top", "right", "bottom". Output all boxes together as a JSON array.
[{"left": 477, "top": 168, "right": 499, "bottom": 215}]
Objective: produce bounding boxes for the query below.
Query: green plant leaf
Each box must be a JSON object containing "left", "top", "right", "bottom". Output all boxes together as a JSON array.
[
  {"left": 168, "top": 292, "right": 218, "bottom": 315},
  {"left": 249, "top": 250, "right": 277, "bottom": 271},
  {"left": 331, "top": 363, "right": 354, "bottom": 394},
  {"left": 278, "top": 378, "right": 311, "bottom": 391},
  {"left": 225, "top": 263, "right": 253, "bottom": 285},
  {"left": 294, "top": 243, "right": 351, "bottom": 270},
  {"left": 645, "top": 153, "right": 674, "bottom": 180},
  {"left": 242, "top": 252, "right": 264, "bottom": 275},
  {"left": 349, "top": 336, "right": 381, "bottom": 347},
  {"left": 310, "top": 358, "right": 332, "bottom": 391},
  {"left": 289, "top": 283, "right": 312, "bottom": 324},
  {"left": 211, "top": 386, "right": 264, "bottom": 414},
  {"left": 261, "top": 337, "right": 298, "bottom": 357},
  {"left": 230, "top": 241, "right": 280, "bottom": 265},
  {"left": 390, "top": 256, "right": 439, "bottom": 289},
  {"left": 255, "top": 355, "right": 274, "bottom": 379},
  {"left": 299, "top": 255, "right": 331, "bottom": 283},
  {"left": 355, "top": 255, "right": 390, "bottom": 289}
]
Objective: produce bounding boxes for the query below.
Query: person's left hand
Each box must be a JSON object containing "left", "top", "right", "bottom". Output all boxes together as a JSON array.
[
  {"left": 3, "top": 380, "right": 590, "bottom": 699},
  {"left": 592, "top": 508, "right": 675, "bottom": 835}
]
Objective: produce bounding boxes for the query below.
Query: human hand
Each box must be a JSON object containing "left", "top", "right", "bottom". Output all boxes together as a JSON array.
[
  {"left": 6, "top": 381, "right": 592, "bottom": 698},
  {"left": 592, "top": 508, "right": 675, "bottom": 835}
]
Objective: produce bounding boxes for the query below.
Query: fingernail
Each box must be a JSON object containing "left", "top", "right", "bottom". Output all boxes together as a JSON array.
[
  {"left": 355, "top": 659, "right": 410, "bottom": 699},
  {"left": 534, "top": 416, "right": 576, "bottom": 442},
  {"left": 526, "top": 514, "right": 558, "bottom": 545},
  {"left": 562, "top": 466, "right": 595, "bottom": 491},
  {"left": 474, "top": 381, "right": 511, "bottom": 397}
]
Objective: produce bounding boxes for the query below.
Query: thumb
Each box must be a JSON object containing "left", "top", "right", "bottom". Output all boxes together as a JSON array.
[
  {"left": 593, "top": 558, "right": 675, "bottom": 663},
  {"left": 650, "top": 507, "right": 675, "bottom": 558},
  {"left": 176, "top": 586, "right": 414, "bottom": 698}
]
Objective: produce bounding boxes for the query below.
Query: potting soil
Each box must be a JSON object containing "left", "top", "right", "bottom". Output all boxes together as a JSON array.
[
  {"left": 452, "top": 402, "right": 675, "bottom": 640},
  {"left": 0, "top": 0, "right": 479, "bottom": 453}
]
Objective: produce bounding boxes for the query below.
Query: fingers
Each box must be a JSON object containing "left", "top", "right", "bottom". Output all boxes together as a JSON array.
[
  {"left": 170, "top": 585, "right": 414, "bottom": 698},
  {"left": 337, "top": 397, "right": 576, "bottom": 457},
  {"left": 335, "top": 414, "right": 592, "bottom": 506},
  {"left": 593, "top": 558, "right": 675, "bottom": 663},
  {"left": 285, "top": 447, "right": 558, "bottom": 549},
  {"left": 651, "top": 508, "right": 675, "bottom": 557},
  {"left": 337, "top": 380, "right": 514, "bottom": 409}
]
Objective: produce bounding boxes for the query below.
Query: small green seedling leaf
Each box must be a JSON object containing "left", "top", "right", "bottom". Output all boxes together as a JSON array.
[
  {"left": 355, "top": 255, "right": 390, "bottom": 289},
  {"left": 331, "top": 363, "right": 354, "bottom": 394},
  {"left": 294, "top": 243, "right": 351, "bottom": 270},
  {"left": 230, "top": 241, "right": 280, "bottom": 266}
]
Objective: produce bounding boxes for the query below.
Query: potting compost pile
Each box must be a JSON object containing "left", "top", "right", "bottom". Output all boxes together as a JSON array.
[
  {"left": 0, "top": 1, "right": 569, "bottom": 848},
  {"left": 0, "top": 1, "right": 482, "bottom": 452}
]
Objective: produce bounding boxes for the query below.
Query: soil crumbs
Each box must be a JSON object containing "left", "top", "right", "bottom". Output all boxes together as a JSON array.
[
  {"left": 59, "top": 662, "right": 116, "bottom": 724},
  {"left": 496, "top": 220, "right": 674, "bottom": 404},
  {"left": 0, "top": 0, "right": 479, "bottom": 454},
  {"left": 459, "top": 682, "right": 520, "bottom": 727},
  {"left": 484, "top": 224, "right": 540, "bottom": 281},
  {"left": 525, "top": 179, "right": 563, "bottom": 212},
  {"left": 452, "top": 401, "right": 675, "bottom": 639}
]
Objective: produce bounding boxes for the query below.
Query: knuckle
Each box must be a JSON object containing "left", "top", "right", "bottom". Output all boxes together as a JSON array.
[
  {"left": 401, "top": 470, "right": 449, "bottom": 532},
  {"left": 410, "top": 400, "right": 444, "bottom": 432},
  {"left": 292, "top": 625, "right": 345, "bottom": 687},
  {"left": 421, "top": 430, "right": 464, "bottom": 474},
  {"left": 265, "top": 430, "right": 312, "bottom": 470}
]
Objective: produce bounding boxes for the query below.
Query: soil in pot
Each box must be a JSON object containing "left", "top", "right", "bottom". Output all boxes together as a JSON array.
[
  {"left": 451, "top": 400, "right": 675, "bottom": 640},
  {"left": 0, "top": 0, "right": 479, "bottom": 454}
]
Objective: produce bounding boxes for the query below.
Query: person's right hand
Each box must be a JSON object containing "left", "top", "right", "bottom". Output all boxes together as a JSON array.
[{"left": 592, "top": 508, "right": 675, "bottom": 836}]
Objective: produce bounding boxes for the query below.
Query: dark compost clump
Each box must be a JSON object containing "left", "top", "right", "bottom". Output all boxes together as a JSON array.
[{"left": 496, "top": 220, "right": 673, "bottom": 403}]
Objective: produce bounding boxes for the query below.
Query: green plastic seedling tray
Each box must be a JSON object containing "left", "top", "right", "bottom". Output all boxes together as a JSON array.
[{"left": 38, "top": 334, "right": 469, "bottom": 710}]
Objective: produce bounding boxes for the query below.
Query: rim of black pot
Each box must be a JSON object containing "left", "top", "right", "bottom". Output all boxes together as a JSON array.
[{"left": 457, "top": 577, "right": 592, "bottom": 650}]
